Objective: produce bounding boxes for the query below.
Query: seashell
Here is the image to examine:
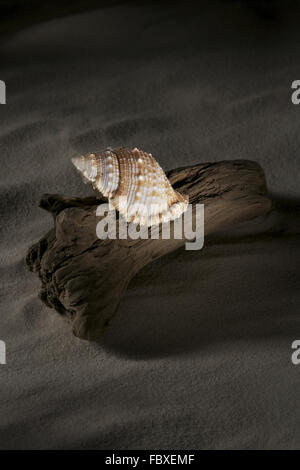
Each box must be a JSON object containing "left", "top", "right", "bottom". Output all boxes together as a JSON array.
[{"left": 72, "top": 147, "right": 189, "bottom": 227}]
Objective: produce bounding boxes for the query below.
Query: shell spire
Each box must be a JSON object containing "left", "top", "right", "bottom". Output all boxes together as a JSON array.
[{"left": 72, "top": 147, "right": 189, "bottom": 226}]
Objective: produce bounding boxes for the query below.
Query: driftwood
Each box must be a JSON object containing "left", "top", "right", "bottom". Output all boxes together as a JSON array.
[{"left": 26, "top": 160, "right": 272, "bottom": 340}]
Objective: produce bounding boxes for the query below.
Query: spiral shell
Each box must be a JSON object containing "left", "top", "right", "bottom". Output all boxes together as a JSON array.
[{"left": 72, "top": 147, "right": 189, "bottom": 226}]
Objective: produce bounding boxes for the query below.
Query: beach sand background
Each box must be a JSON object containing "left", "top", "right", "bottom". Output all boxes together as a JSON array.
[{"left": 0, "top": 1, "right": 299, "bottom": 449}]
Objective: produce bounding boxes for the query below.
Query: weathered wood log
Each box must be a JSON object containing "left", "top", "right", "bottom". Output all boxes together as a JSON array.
[{"left": 26, "top": 160, "right": 272, "bottom": 340}]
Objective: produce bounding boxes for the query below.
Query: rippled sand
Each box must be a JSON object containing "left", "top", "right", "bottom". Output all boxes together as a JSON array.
[{"left": 0, "top": 3, "right": 299, "bottom": 449}]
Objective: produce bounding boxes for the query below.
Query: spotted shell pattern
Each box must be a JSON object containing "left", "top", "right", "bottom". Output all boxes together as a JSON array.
[{"left": 72, "top": 147, "right": 189, "bottom": 226}]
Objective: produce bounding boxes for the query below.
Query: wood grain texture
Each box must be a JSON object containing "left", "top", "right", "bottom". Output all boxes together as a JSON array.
[{"left": 26, "top": 160, "right": 272, "bottom": 340}]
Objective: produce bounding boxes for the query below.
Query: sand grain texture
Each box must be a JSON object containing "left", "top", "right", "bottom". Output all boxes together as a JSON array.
[{"left": 0, "top": 2, "right": 300, "bottom": 450}]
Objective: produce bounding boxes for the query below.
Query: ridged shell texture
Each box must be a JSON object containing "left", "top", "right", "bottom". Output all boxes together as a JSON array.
[{"left": 72, "top": 147, "right": 189, "bottom": 227}]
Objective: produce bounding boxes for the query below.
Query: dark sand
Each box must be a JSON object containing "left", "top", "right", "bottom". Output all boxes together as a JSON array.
[{"left": 0, "top": 2, "right": 299, "bottom": 449}]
